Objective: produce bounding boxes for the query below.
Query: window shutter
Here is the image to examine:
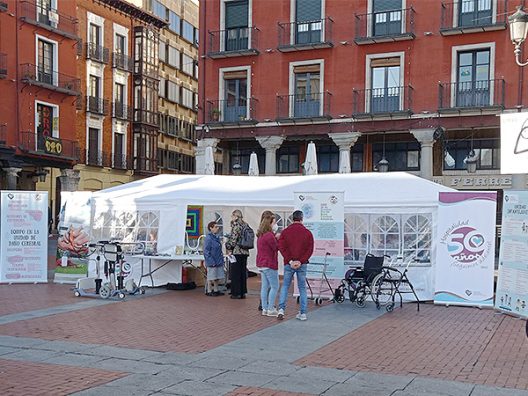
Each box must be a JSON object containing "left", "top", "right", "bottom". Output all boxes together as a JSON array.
[
  {"left": 223, "top": 70, "right": 247, "bottom": 79},
  {"left": 225, "top": 0, "right": 248, "bottom": 29},
  {"left": 373, "top": 0, "right": 402, "bottom": 12},
  {"left": 370, "top": 57, "right": 400, "bottom": 67},
  {"left": 296, "top": 0, "right": 321, "bottom": 22},
  {"left": 293, "top": 64, "right": 320, "bottom": 73}
]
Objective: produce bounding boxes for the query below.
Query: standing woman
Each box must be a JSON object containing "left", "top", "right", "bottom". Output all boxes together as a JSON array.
[
  {"left": 226, "top": 209, "right": 249, "bottom": 299},
  {"left": 256, "top": 211, "right": 280, "bottom": 316}
]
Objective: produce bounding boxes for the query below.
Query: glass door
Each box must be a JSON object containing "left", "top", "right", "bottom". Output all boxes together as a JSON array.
[
  {"left": 371, "top": 65, "right": 400, "bottom": 113},
  {"left": 456, "top": 49, "right": 490, "bottom": 107},
  {"left": 224, "top": 77, "right": 247, "bottom": 121},
  {"left": 294, "top": 72, "right": 320, "bottom": 117}
]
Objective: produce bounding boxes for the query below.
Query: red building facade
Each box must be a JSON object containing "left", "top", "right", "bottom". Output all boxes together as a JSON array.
[{"left": 198, "top": 0, "right": 526, "bottom": 202}]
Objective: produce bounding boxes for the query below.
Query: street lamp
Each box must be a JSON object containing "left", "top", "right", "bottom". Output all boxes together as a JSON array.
[
  {"left": 232, "top": 162, "right": 242, "bottom": 175},
  {"left": 464, "top": 150, "right": 478, "bottom": 173},
  {"left": 377, "top": 132, "right": 389, "bottom": 172},
  {"left": 509, "top": 5, "right": 528, "bottom": 66}
]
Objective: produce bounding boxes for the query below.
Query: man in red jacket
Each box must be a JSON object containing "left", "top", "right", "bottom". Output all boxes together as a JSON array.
[{"left": 277, "top": 210, "right": 314, "bottom": 321}]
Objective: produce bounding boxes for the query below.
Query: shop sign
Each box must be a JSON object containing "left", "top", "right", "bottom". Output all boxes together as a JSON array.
[
  {"left": 433, "top": 176, "right": 513, "bottom": 189},
  {"left": 44, "top": 136, "right": 63, "bottom": 155}
]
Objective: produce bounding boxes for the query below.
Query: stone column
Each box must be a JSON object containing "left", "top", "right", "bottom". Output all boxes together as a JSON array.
[
  {"left": 329, "top": 132, "right": 362, "bottom": 173},
  {"left": 195, "top": 138, "right": 219, "bottom": 175},
  {"left": 5, "top": 167, "right": 22, "bottom": 190},
  {"left": 256, "top": 136, "right": 285, "bottom": 175},
  {"left": 411, "top": 128, "right": 436, "bottom": 180},
  {"left": 59, "top": 169, "right": 80, "bottom": 192}
]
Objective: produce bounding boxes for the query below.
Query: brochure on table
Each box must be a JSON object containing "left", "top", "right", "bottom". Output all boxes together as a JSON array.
[
  {"left": 434, "top": 192, "right": 496, "bottom": 307},
  {"left": 0, "top": 191, "right": 48, "bottom": 283},
  {"left": 495, "top": 191, "right": 528, "bottom": 319}
]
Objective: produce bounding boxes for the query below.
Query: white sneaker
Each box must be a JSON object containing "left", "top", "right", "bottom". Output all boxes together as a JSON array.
[
  {"left": 296, "top": 313, "right": 307, "bottom": 321},
  {"left": 261, "top": 309, "right": 268, "bottom": 316},
  {"left": 277, "top": 308, "right": 284, "bottom": 320},
  {"left": 266, "top": 308, "right": 279, "bottom": 317}
]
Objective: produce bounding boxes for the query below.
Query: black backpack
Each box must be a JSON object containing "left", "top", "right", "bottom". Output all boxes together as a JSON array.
[{"left": 239, "top": 223, "right": 255, "bottom": 250}]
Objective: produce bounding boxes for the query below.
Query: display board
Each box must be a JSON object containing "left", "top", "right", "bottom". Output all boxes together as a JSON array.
[
  {"left": 500, "top": 113, "right": 528, "bottom": 174},
  {"left": 0, "top": 191, "right": 48, "bottom": 283},
  {"left": 434, "top": 192, "right": 496, "bottom": 307},
  {"left": 495, "top": 191, "right": 528, "bottom": 319}
]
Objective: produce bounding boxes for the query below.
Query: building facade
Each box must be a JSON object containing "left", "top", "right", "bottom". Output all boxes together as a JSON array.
[
  {"left": 0, "top": 0, "right": 80, "bottom": 208},
  {"left": 198, "top": 0, "right": 527, "bottom": 207}
]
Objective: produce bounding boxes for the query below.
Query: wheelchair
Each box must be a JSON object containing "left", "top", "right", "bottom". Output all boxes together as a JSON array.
[{"left": 333, "top": 253, "right": 392, "bottom": 308}]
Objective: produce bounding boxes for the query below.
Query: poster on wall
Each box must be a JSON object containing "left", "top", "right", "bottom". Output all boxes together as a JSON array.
[
  {"left": 435, "top": 192, "right": 496, "bottom": 307},
  {"left": 55, "top": 192, "right": 93, "bottom": 283},
  {"left": 0, "top": 191, "right": 48, "bottom": 283},
  {"left": 294, "top": 192, "right": 344, "bottom": 297},
  {"left": 500, "top": 113, "right": 528, "bottom": 174},
  {"left": 495, "top": 191, "right": 528, "bottom": 319}
]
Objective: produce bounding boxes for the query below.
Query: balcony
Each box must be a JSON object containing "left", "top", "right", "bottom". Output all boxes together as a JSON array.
[
  {"left": 113, "top": 102, "right": 131, "bottom": 120},
  {"left": 86, "top": 42, "right": 109, "bottom": 64},
  {"left": 83, "top": 149, "right": 104, "bottom": 167},
  {"left": 276, "top": 92, "right": 332, "bottom": 121},
  {"left": 0, "top": 53, "right": 6, "bottom": 78},
  {"left": 352, "top": 86, "right": 413, "bottom": 118},
  {"left": 278, "top": 18, "right": 334, "bottom": 52},
  {"left": 438, "top": 79, "right": 505, "bottom": 112},
  {"left": 355, "top": 7, "right": 415, "bottom": 45},
  {"left": 440, "top": 1, "right": 508, "bottom": 35},
  {"left": 113, "top": 153, "right": 130, "bottom": 170},
  {"left": 20, "top": 63, "right": 80, "bottom": 96},
  {"left": 18, "top": 131, "right": 79, "bottom": 161},
  {"left": 206, "top": 98, "right": 257, "bottom": 125},
  {"left": 86, "top": 96, "right": 109, "bottom": 115},
  {"left": 113, "top": 52, "right": 133, "bottom": 72},
  {"left": 207, "top": 27, "right": 260, "bottom": 58},
  {"left": 134, "top": 109, "right": 159, "bottom": 127},
  {"left": 19, "top": 0, "right": 78, "bottom": 40}
]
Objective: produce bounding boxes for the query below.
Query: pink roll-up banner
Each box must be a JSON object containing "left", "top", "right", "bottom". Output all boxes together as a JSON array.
[{"left": 434, "top": 192, "right": 496, "bottom": 307}]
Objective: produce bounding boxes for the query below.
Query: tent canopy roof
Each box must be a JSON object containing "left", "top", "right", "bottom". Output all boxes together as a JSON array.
[{"left": 92, "top": 172, "right": 455, "bottom": 208}]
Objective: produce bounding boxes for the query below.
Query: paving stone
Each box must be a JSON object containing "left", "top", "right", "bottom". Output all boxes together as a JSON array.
[
  {"left": 294, "top": 366, "right": 356, "bottom": 383},
  {"left": 104, "top": 373, "right": 184, "bottom": 392},
  {"left": 71, "top": 384, "right": 154, "bottom": 396},
  {"left": 264, "top": 374, "right": 336, "bottom": 394},
  {"left": 238, "top": 360, "right": 300, "bottom": 376},
  {"left": 471, "top": 385, "right": 528, "bottom": 396},
  {"left": 31, "top": 339, "right": 95, "bottom": 353},
  {"left": 323, "top": 383, "right": 393, "bottom": 396},
  {"left": 0, "top": 335, "right": 47, "bottom": 348},
  {"left": 142, "top": 352, "right": 201, "bottom": 366},
  {"left": 0, "top": 346, "right": 19, "bottom": 355},
  {"left": 163, "top": 379, "right": 236, "bottom": 396},
  {"left": 86, "top": 357, "right": 169, "bottom": 374},
  {"left": 344, "top": 371, "right": 414, "bottom": 391},
  {"left": 159, "top": 366, "right": 226, "bottom": 382},
  {"left": 206, "top": 370, "right": 277, "bottom": 387},
  {"left": 83, "top": 345, "right": 162, "bottom": 360},
  {"left": 402, "top": 377, "right": 474, "bottom": 396},
  {"left": 42, "top": 353, "right": 108, "bottom": 367},
  {"left": 2, "top": 348, "right": 63, "bottom": 362},
  {"left": 190, "top": 355, "right": 251, "bottom": 370}
]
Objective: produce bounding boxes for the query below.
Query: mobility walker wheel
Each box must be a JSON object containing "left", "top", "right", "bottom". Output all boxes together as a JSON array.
[
  {"left": 315, "top": 297, "right": 323, "bottom": 306},
  {"left": 118, "top": 292, "right": 126, "bottom": 299},
  {"left": 386, "top": 303, "right": 395, "bottom": 312},
  {"left": 99, "top": 285, "right": 111, "bottom": 299},
  {"left": 74, "top": 290, "right": 81, "bottom": 297}
]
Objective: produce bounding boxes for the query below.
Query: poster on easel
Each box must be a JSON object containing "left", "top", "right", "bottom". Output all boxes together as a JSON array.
[
  {"left": 294, "top": 191, "right": 344, "bottom": 298},
  {"left": 495, "top": 191, "right": 528, "bottom": 319},
  {"left": 435, "top": 192, "right": 496, "bottom": 307},
  {"left": 0, "top": 191, "right": 48, "bottom": 283}
]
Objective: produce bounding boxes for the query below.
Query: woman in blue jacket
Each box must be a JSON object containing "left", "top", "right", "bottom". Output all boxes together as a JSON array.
[{"left": 204, "top": 221, "right": 225, "bottom": 296}]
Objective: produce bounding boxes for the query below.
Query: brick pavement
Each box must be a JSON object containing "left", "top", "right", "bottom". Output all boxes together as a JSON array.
[
  {"left": 0, "top": 284, "right": 77, "bottom": 316},
  {"left": 0, "top": 358, "right": 125, "bottom": 396},
  {"left": 297, "top": 303, "right": 528, "bottom": 390},
  {"left": 227, "top": 387, "right": 313, "bottom": 396}
]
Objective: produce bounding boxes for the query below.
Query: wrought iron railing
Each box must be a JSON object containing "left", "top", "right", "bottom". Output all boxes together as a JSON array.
[
  {"left": 113, "top": 153, "right": 129, "bottom": 170},
  {"left": 86, "top": 96, "right": 109, "bottom": 115},
  {"left": 18, "top": 131, "right": 79, "bottom": 160},
  {"left": 440, "top": 0, "right": 508, "bottom": 32},
  {"left": 355, "top": 7, "right": 415, "bottom": 42},
  {"left": 20, "top": 63, "right": 80, "bottom": 95},
  {"left": 438, "top": 79, "right": 505, "bottom": 110},
  {"left": 84, "top": 149, "right": 104, "bottom": 166},
  {"left": 113, "top": 102, "right": 131, "bottom": 120},
  {"left": 278, "top": 17, "right": 333, "bottom": 49},
  {"left": 86, "top": 42, "right": 109, "bottom": 64},
  {"left": 19, "top": 0, "right": 78, "bottom": 39},
  {"left": 353, "top": 85, "right": 413, "bottom": 115},
  {"left": 112, "top": 52, "right": 133, "bottom": 72},
  {"left": 206, "top": 98, "right": 257, "bottom": 123},
  {"left": 276, "top": 92, "right": 331, "bottom": 120},
  {"left": 207, "top": 27, "right": 260, "bottom": 57}
]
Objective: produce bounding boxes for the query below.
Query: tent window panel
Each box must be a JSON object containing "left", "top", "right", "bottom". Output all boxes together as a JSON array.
[
  {"left": 344, "top": 214, "right": 369, "bottom": 265},
  {"left": 370, "top": 215, "right": 400, "bottom": 257},
  {"left": 403, "top": 214, "right": 432, "bottom": 263}
]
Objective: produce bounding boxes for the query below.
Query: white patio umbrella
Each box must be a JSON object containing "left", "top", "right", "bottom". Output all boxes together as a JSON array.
[
  {"left": 203, "top": 146, "right": 215, "bottom": 175},
  {"left": 338, "top": 149, "right": 351, "bottom": 173},
  {"left": 304, "top": 141, "right": 318, "bottom": 175},
  {"left": 248, "top": 152, "right": 259, "bottom": 176}
]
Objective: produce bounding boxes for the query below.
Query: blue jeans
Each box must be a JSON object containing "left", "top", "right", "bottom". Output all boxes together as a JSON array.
[
  {"left": 260, "top": 269, "right": 279, "bottom": 311},
  {"left": 279, "top": 264, "right": 308, "bottom": 314}
]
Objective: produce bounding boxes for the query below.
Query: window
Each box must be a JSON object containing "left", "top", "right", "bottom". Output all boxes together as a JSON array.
[
  {"left": 456, "top": 49, "right": 490, "bottom": 107},
  {"left": 168, "top": 46, "right": 180, "bottom": 69},
  {"left": 36, "top": 103, "right": 57, "bottom": 151},
  {"left": 294, "top": 66, "right": 320, "bottom": 117},
  {"left": 168, "top": 11, "right": 181, "bottom": 34},
  {"left": 277, "top": 145, "right": 299, "bottom": 173},
  {"left": 37, "top": 39, "right": 54, "bottom": 85},
  {"left": 295, "top": 0, "right": 322, "bottom": 45},
  {"left": 182, "top": 53, "right": 194, "bottom": 75},
  {"left": 443, "top": 138, "right": 500, "bottom": 170},
  {"left": 372, "top": 142, "right": 420, "bottom": 171},
  {"left": 182, "top": 20, "right": 195, "bottom": 43},
  {"left": 152, "top": 0, "right": 167, "bottom": 20},
  {"left": 370, "top": 58, "right": 401, "bottom": 113},
  {"left": 89, "top": 75, "right": 100, "bottom": 98},
  {"left": 459, "top": 0, "right": 492, "bottom": 27},
  {"left": 166, "top": 80, "right": 179, "bottom": 103},
  {"left": 115, "top": 34, "right": 126, "bottom": 54},
  {"left": 158, "top": 78, "right": 166, "bottom": 98},
  {"left": 223, "top": 71, "right": 247, "bottom": 122},
  {"left": 114, "top": 132, "right": 126, "bottom": 168},
  {"left": 225, "top": 0, "right": 249, "bottom": 51},
  {"left": 88, "top": 127, "right": 101, "bottom": 165},
  {"left": 317, "top": 145, "right": 339, "bottom": 173},
  {"left": 230, "top": 147, "right": 264, "bottom": 174},
  {"left": 159, "top": 41, "right": 166, "bottom": 63},
  {"left": 372, "top": 0, "right": 402, "bottom": 37},
  {"left": 37, "top": 0, "right": 55, "bottom": 26},
  {"left": 181, "top": 87, "right": 194, "bottom": 109},
  {"left": 352, "top": 144, "right": 364, "bottom": 172},
  {"left": 114, "top": 82, "right": 124, "bottom": 103},
  {"left": 89, "top": 23, "right": 101, "bottom": 46}
]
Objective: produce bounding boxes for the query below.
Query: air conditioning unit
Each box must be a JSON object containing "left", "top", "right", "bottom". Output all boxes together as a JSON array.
[{"left": 48, "top": 11, "right": 59, "bottom": 26}]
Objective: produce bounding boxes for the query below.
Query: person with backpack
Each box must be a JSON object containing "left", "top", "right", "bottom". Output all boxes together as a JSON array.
[{"left": 225, "top": 209, "right": 253, "bottom": 299}]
